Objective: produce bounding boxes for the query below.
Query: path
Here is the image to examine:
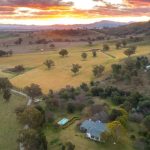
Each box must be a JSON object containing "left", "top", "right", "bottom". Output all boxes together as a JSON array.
[
  {"left": 100, "top": 51, "right": 116, "bottom": 58},
  {"left": 11, "top": 89, "right": 42, "bottom": 150},
  {"left": 11, "top": 89, "right": 42, "bottom": 105}
]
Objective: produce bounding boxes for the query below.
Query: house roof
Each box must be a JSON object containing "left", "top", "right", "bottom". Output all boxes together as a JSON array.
[
  {"left": 80, "top": 119, "right": 107, "bottom": 138},
  {"left": 146, "top": 65, "right": 150, "bottom": 69}
]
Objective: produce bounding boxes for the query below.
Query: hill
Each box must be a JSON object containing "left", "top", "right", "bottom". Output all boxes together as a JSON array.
[
  {"left": 0, "top": 20, "right": 129, "bottom": 31},
  {"left": 101, "top": 21, "right": 150, "bottom": 36}
]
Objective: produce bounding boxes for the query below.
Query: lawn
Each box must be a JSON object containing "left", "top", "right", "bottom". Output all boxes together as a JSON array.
[
  {"left": 44, "top": 97, "right": 137, "bottom": 150},
  {"left": 45, "top": 120, "right": 135, "bottom": 150},
  {"left": 0, "top": 92, "right": 27, "bottom": 150}
]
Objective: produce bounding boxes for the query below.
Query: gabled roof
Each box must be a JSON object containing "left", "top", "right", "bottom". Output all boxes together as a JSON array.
[
  {"left": 146, "top": 65, "right": 150, "bottom": 69},
  {"left": 80, "top": 119, "right": 107, "bottom": 138},
  {"left": 80, "top": 119, "right": 95, "bottom": 130}
]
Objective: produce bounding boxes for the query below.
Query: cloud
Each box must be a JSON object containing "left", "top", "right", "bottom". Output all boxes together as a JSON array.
[
  {"left": 127, "top": 0, "right": 150, "bottom": 6},
  {"left": 0, "top": 0, "right": 73, "bottom": 7},
  {"left": 0, "top": 0, "right": 149, "bottom": 24},
  {"left": 0, "top": 0, "right": 73, "bottom": 18}
]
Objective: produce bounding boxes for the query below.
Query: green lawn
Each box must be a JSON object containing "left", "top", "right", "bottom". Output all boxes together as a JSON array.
[
  {"left": 0, "top": 92, "right": 27, "bottom": 150},
  {"left": 45, "top": 120, "right": 135, "bottom": 150},
  {"left": 43, "top": 97, "right": 136, "bottom": 150}
]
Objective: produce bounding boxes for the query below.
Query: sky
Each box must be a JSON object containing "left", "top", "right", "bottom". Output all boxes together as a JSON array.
[{"left": 0, "top": 0, "right": 150, "bottom": 25}]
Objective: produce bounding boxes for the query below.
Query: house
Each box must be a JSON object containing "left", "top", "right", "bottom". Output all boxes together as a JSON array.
[
  {"left": 144, "top": 65, "right": 150, "bottom": 72},
  {"left": 80, "top": 119, "right": 107, "bottom": 142},
  {"left": 146, "top": 65, "right": 150, "bottom": 70}
]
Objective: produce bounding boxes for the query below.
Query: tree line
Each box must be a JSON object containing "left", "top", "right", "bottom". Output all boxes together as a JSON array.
[{"left": 0, "top": 50, "right": 13, "bottom": 57}]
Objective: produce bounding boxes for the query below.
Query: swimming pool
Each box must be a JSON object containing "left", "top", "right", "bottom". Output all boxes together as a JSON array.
[{"left": 58, "top": 118, "right": 69, "bottom": 126}]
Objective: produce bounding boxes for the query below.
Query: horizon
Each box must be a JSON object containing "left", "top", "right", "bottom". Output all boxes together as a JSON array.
[
  {"left": 0, "top": 0, "right": 150, "bottom": 25},
  {"left": 0, "top": 19, "right": 141, "bottom": 26}
]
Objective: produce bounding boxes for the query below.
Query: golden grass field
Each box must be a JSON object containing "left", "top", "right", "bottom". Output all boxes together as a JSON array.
[{"left": 0, "top": 42, "right": 150, "bottom": 93}]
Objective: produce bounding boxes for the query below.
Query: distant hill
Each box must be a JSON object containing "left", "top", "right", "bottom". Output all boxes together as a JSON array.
[
  {"left": 0, "top": 20, "right": 130, "bottom": 31},
  {"left": 48, "top": 20, "right": 129, "bottom": 29},
  {"left": 85, "top": 20, "right": 130, "bottom": 28},
  {"left": 0, "top": 24, "right": 48, "bottom": 31},
  {"left": 101, "top": 21, "right": 150, "bottom": 36}
]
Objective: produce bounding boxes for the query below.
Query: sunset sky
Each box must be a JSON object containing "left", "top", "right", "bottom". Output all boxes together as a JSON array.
[{"left": 0, "top": 0, "right": 150, "bottom": 25}]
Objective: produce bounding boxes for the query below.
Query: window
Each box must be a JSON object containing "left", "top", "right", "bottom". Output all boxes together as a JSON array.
[
  {"left": 91, "top": 136, "right": 95, "bottom": 139},
  {"left": 95, "top": 137, "right": 99, "bottom": 141}
]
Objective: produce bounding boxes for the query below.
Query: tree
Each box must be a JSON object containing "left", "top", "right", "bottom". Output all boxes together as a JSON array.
[
  {"left": 116, "top": 42, "right": 121, "bottom": 49},
  {"left": 92, "top": 50, "right": 97, "bottom": 57},
  {"left": 124, "top": 46, "right": 136, "bottom": 57},
  {"left": 107, "top": 121, "right": 125, "bottom": 142},
  {"left": 122, "top": 40, "right": 127, "bottom": 47},
  {"left": 93, "top": 65, "right": 105, "bottom": 77},
  {"left": 116, "top": 108, "right": 128, "bottom": 127},
  {"left": 8, "top": 50, "right": 13, "bottom": 56},
  {"left": 111, "top": 64, "right": 122, "bottom": 78},
  {"left": 66, "top": 142, "right": 75, "bottom": 150},
  {"left": 18, "top": 106, "right": 44, "bottom": 128},
  {"left": 59, "top": 49, "right": 68, "bottom": 57},
  {"left": 0, "top": 50, "right": 7, "bottom": 57},
  {"left": 67, "top": 102, "right": 75, "bottom": 113},
  {"left": 143, "top": 115, "right": 150, "bottom": 131},
  {"left": 130, "top": 45, "right": 137, "bottom": 51},
  {"left": 24, "top": 84, "right": 42, "bottom": 100},
  {"left": 87, "top": 37, "right": 93, "bottom": 46},
  {"left": 109, "top": 109, "right": 122, "bottom": 121},
  {"left": 0, "top": 77, "right": 12, "bottom": 90},
  {"left": 147, "top": 70, "right": 150, "bottom": 80},
  {"left": 132, "top": 76, "right": 143, "bottom": 86},
  {"left": 111, "top": 92, "right": 125, "bottom": 105},
  {"left": 45, "top": 110, "right": 55, "bottom": 123},
  {"left": 18, "top": 128, "right": 47, "bottom": 150},
  {"left": 80, "top": 82, "right": 89, "bottom": 92},
  {"left": 15, "top": 105, "right": 26, "bottom": 116},
  {"left": 15, "top": 38, "right": 23, "bottom": 45},
  {"left": 88, "top": 40, "right": 93, "bottom": 46},
  {"left": 49, "top": 44, "right": 55, "bottom": 48},
  {"left": 136, "top": 56, "right": 149, "bottom": 69},
  {"left": 8, "top": 65, "right": 25, "bottom": 73},
  {"left": 3, "top": 88, "right": 11, "bottom": 102},
  {"left": 103, "top": 44, "right": 110, "bottom": 51},
  {"left": 101, "top": 131, "right": 111, "bottom": 142},
  {"left": 129, "top": 112, "right": 143, "bottom": 123},
  {"left": 61, "top": 145, "right": 66, "bottom": 150},
  {"left": 81, "top": 52, "right": 87, "bottom": 60},
  {"left": 44, "top": 59, "right": 55, "bottom": 69},
  {"left": 71, "top": 64, "right": 82, "bottom": 75}
]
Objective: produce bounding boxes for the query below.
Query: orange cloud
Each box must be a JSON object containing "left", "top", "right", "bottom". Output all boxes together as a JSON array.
[
  {"left": 127, "top": 0, "right": 150, "bottom": 6},
  {"left": 0, "top": 0, "right": 149, "bottom": 24}
]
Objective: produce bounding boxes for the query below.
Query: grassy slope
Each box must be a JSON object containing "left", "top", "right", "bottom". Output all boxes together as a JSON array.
[
  {"left": 0, "top": 40, "right": 148, "bottom": 150},
  {"left": 0, "top": 93, "right": 27, "bottom": 150},
  {"left": 0, "top": 40, "right": 149, "bottom": 93}
]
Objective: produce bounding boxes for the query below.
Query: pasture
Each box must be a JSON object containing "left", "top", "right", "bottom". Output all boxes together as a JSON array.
[{"left": 0, "top": 41, "right": 150, "bottom": 93}]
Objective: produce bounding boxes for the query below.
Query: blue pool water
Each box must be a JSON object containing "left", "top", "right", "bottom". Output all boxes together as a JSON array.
[{"left": 58, "top": 118, "right": 69, "bottom": 126}]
